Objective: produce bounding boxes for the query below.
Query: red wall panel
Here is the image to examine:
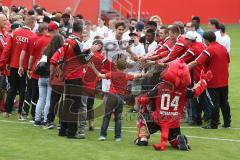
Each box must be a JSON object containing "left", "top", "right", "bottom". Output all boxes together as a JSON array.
[{"left": 130, "top": 0, "right": 240, "bottom": 24}]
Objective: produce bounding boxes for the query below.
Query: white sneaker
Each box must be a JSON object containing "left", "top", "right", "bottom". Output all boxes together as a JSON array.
[
  {"left": 98, "top": 136, "right": 106, "bottom": 141},
  {"left": 115, "top": 138, "right": 121, "bottom": 142}
]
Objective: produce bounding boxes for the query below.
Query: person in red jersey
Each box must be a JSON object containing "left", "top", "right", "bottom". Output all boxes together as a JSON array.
[
  {"left": 19, "top": 23, "right": 48, "bottom": 121},
  {"left": 0, "top": 16, "right": 35, "bottom": 118},
  {"left": 135, "top": 59, "right": 212, "bottom": 151},
  {"left": 189, "top": 31, "right": 231, "bottom": 129},
  {"left": 82, "top": 39, "right": 111, "bottom": 131},
  {"left": 161, "top": 24, "right": 189, "bottom": 63},
  {"left": 50, "top": 20, "right": 93, "bottom": 139},
  {"left": 179, "top": 31, "right": 212, "bottom": 126},
  {"left": 0, "top": 13, "right": 8, "bottom": 113},
  {"left": 88, "top": 59, "right": 152, "bottom": 142}
]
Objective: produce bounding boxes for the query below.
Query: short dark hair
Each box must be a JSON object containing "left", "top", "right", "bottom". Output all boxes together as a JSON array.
[
  {"left": 147, "top": 21, "right": 157, "bottom": 28},
  {"left": 130, "top": 18, "right": 137, "bottom": 23},
  {"left": 192, "top": 16, "right": 200, "bottom": 24},
  {"left": 115, "top": 22, "right": 126, "bottom": 29},
  {"left": 146, "top": 28, "right": 155, "bottom": 36},
  {"left": 203, "top": 31, "right": 216, "bottom": 43},
  {"left": 219, "top": 24, "right": 226, "bottom": 33},
  {"left": 168, "top": 25, "right": 181, "bottom": 35},
  {"left": 191, "top": 21, "right": 199, "bottom": 30},
  {"left": 43, "top": 16, "right": 51, "bottom": 23},
  {"left": 0, "top": 6, "right": 3, "bottom": 13},
  {"left": 209, "top": 18, "right": 220, "bottom": 29},
  {"left": 75, "top": 14, "right": 83, "bottom": 19},
  {"left": 28, "top": 10, "right": 35, "bottom": 15},
  {"left": 73, "top": 20, "right": 83, "bottom": 32}
]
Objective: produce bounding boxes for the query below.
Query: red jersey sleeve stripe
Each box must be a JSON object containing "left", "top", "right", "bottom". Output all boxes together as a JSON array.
[
  {"left": 176, "top": 42, "right": 184, "bottom": 47},
  {"left": 203, "top": 50, "right": 210, "bottom": 57},
  {"left": 187, "top": 49, "right": 195, "bottom": 56},
  {"left": 163, "top": 44, "right": 172, "bottom": 52}
]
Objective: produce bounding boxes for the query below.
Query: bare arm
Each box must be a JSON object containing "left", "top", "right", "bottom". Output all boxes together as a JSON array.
[
  {"left": 28, "top": 55, "right": 34, "bottom": 70},
  {"left": 19, "top": 50, "right": 26, "bottom": 69},
  {"left": 188, "top": 61, "right": 199, "bottom": 70}
]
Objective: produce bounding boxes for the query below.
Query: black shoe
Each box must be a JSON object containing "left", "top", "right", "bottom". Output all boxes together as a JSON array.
[
  {"left": 67, "top": 133, "right": 85, "bottom": 139},
  {"left": 202, "top": 125, "right": 218, "bottom": 129},
  {"left": 58, "top": 131, "right": 67, "bottom": 137},
  {"left": 34, "top": 121, "right": 42, "bottom": 127},
  {"left": 134, "top": 138, "right": 148, "bottom": 146},
  {"left": 189, "top": 121, "right": 202, "bottom": 126},
  {"left": 177, "top": 135, "right": 190, "bottom": 151},
  {"left": 89, "top": 126, "right": 95, "bottom": 131},
  {"left": 222, "top": 124, "right": 231, "bottom": 129},
  {"left": 44, "top": 123, "right": 55, "bottom": 129}
]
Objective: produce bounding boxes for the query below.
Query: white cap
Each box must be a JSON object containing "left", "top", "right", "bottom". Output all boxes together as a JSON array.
[{"left": 185, "top": 31, "right": 197, "bottom": 40}]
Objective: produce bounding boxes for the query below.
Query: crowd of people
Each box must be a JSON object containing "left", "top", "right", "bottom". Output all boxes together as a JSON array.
[{"left": 0, "top": 4, "right": 231, "bottom": 151}]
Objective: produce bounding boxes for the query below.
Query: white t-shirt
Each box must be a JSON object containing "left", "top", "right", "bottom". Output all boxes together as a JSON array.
[
  {"left": 83, "top": 39, "right": 93, "bottom": 50},
  {"left": 145, "top": 41, "right": 158, "bottom": 57},
  {"left": 97, "top": 25, "right": 109, "bottom": 38},
  {"left": 102, "top": 35, "right": 130, "bottom": 92},
  {"left": 89, "top": 30, "right": 98, "bottom": 40},
  {"left": 194, "top": 31, "right": 203, "bottom": 43},
  {"left": 218, "top": 34, "right": 231, "bottom": 54},
  {"left": 214, "top": 30, "right": 222, "bottom": 43},
  {"left": 126, "top": 43, "right": 146, "bottom": 74}
]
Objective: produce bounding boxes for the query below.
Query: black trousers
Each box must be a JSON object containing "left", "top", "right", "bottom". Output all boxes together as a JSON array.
[
  {"left": 47, "top": 89, "right": 62, "bottom": 123},
  {"left": 87, "top": 96, "right": 95, "bottom": 121},
  {"left": 59, "top": 78, "right": 86, "bottom": 137},
  {"left": 208, "top": 86, "right": 231, "bottom": 126},
  {"left": 5, "top": 68, "right": 26, "bottom": 114},
  {"left": 22, "top": 78, "right": 39, "bottom": 118}
]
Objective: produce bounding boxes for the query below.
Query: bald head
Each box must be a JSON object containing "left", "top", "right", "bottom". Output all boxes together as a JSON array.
[{"left": 65, "top": 7, "right": 72, "bottom": 15}]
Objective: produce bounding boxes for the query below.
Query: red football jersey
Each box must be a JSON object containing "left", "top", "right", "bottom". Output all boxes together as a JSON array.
[
  {"left": 0, "top": 26, "right": 34, "bottom": 69},
  {"left": 196, "top": 42, "right": 229, "bottom": 88},
  {"left": 162, "top": 35, "right": 189, "bottom": 63},
  {"left": 22, "top": 33, "right": 43, "bottom": 70},
  {"left": 149, "top": 82, "right": 187, "bottom": 128},
  {"left": 180, "top": 41, "right": 206, "bottom": 81}
]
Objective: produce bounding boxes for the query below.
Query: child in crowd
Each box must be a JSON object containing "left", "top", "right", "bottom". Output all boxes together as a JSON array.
[{"left": 88, "top": 59, "right": 152, "bottom": 141}]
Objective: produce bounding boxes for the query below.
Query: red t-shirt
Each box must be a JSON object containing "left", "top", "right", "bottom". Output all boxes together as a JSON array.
[
  {"left": 196, "top": 42, "right": 229, "bottom": 88},
  {"left": 105, "top": 71, "right": 134, "bottom": 96},
  {"left": 0, "top": 26, "right": 34, "bottom": 69},
  {"left": 22, "top": 33, "right": 42, "bottom": 70},
  {"left": 31, "top": 34, "right": 52, "bottom": 79},
  {"left": 82, "top": 52, "right": 110, "bottom": 95}
]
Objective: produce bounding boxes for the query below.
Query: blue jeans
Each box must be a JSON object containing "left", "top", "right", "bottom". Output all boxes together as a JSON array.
[
  {"left": 100, "top": 94, "right": 123, "bottom": 138},
  {"left": 35, "top": 77, "right": 52, "bottom": 122}
]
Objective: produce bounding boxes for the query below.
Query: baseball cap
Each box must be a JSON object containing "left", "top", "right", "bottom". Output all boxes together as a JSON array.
[
  {"left": 135, "top": 21, "right": 144, "bottom": 31},
  {"left": 185, "top": 31, "right": 197, "bottom": 40},
  {"left": 48, "top": 21, "right": 59, "bottom": 31}
]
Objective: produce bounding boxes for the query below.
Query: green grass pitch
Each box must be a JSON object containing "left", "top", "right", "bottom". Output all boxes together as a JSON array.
[{"left": 0, "top": 25, "right": 240, "bottom": 160}]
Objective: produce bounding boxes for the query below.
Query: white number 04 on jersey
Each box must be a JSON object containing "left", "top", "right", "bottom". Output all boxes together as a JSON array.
[{"left": 161, "top": 94, "right": 180, "bottom": 111}]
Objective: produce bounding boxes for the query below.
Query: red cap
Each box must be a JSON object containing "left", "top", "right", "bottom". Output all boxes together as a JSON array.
[{"left": 48, "top": 21, "right": 59, "bottom": 31}]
